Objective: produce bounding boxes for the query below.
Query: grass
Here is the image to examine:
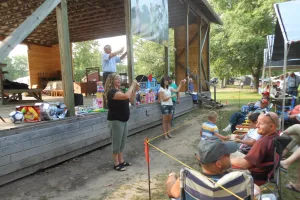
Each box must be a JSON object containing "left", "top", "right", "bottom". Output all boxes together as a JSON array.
[
  {"left": 224, "top": 85, "right": 252, "bottom": 89},
  {"left": 144, "top": 90, "right": 300, "bottom": 199}
]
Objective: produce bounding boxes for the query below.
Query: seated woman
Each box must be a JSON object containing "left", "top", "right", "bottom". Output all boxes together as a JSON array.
[
  {"left": 282, "top": 124, "right": 300, "bottom": 158},
  {"left": 223, "top": 99, "right": 269, "bottom": 133},
  {"left": 231, "top": 113, "right": 261, "bottom": 154}
]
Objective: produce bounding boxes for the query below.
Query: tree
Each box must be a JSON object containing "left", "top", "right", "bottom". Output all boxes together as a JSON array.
[
  {"left": 72, "top": 40, "right": 101, "bottom": 82},
  {"left": 133, "top": 29, "right": 175, "bottom": 79},
  {"left": 209, "top": 0, "right": 285, "bottom": 88},
  {"left": 2, "top": 55, "right": 28, "bottom": 80}
]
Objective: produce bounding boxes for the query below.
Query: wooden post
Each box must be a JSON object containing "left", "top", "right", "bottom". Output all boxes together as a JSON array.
[
  {"left": 207, "top": 25, "right": 211, "bottom": 83},
  {"left": 124, "top": 0, "right": 134, "bottom": 84},
  {"left": 198, "top": 19, "right": 202, "bottom": 94},
  {"left": 0, "top": 63, "right": 6, "bottom": 105},
  {"left": 56, "top": 0, "right": 75, "bottom": 116},
  {"left": 124, "top": 0, "right": 135, "bottom": 106},
  {"left": 0, "top": 0, "right": 61, "bottom": 63},
  {"left": 164, "top": 46, "right": 169, "bottom": 78},
  {"left": 185, "top": 3, "right": 190, "bottom": 89}
]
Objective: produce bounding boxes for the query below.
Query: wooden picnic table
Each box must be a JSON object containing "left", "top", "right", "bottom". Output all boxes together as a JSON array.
[{"left": 1, "top": 89, "right": 43, "bottom": 105}]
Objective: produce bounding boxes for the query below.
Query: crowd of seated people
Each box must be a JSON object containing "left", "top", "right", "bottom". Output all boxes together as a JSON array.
[
  {"left": 166, "top": 112, "right": 283, "bottom": 199},
  {"left": 163, "top": 76, "right": 300, "bottom": 198},
  {"left": 223, "top": 94, "right": 270, "bottom": 133}
]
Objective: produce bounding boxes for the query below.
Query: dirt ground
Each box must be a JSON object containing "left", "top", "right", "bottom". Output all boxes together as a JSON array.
[{"left": 0, "top": 107, "right": 219, "bottom": 200}]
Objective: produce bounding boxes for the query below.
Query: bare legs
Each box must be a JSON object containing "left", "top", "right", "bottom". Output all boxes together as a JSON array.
[
  {"left": 162, "top": 114, "right": 173, "bottom": 139},
  {"left": 281, "top": 147, "right": 300, "bottom": 169},
  {"left": 113, "top": 152, "right": 124, "bottom": 166}
]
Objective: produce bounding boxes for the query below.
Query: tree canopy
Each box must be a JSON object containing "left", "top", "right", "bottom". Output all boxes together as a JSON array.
[
  {"left": 209, "top": 0, "right": 285, "bottom": 87},
  {"left": 72, "top": 40, "right": 101, "bottom": 82},
  {"left": 3, "top": 55, "right": 29, "bottom": 81}
]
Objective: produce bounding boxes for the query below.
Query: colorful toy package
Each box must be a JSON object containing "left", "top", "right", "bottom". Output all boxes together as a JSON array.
[
  {"left": 96, "top": 81, "right": 104, "bottom": 108},
  {"left": 16, "top": 105, "right": 41, "bottom": 122}
]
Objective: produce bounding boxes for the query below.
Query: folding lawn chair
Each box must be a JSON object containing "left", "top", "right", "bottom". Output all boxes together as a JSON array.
[
  {"left": 254, "top": 136, "right": 291, "bottom": 200},
  {"left": 172, "top": 168, "right": 254, "bottom": 200}
]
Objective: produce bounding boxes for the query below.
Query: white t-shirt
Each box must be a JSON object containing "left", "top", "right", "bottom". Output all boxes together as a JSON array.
[
  {"left": 244, "top": 128, "right": 261, "bottom": 141},
  {"left": 159, "top": 87, "right": 173, "bottom": 106}
]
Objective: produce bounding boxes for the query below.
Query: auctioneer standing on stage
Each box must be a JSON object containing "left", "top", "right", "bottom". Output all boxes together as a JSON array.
[{"left": 102, "top": 45, "right": 127, "bottom": 86}]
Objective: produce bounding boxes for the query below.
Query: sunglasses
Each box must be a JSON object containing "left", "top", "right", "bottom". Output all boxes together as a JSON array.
[{"left": 262, "top": 111, "right": 276, "bottom": 125}]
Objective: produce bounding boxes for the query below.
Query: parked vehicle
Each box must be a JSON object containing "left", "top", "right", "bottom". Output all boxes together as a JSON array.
[
  {"left": 210, "top": 77, "right": 218, "bottom": 84},
  {"left": 228, "top": 78, "right": 235, "bottom": 85}
]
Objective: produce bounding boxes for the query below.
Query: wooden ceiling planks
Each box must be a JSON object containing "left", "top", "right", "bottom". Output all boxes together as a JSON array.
[{"left": 0, "top": 0, "right": 220, "bottom": 46}]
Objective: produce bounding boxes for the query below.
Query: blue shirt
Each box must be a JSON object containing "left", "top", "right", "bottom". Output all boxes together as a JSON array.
[
  {"left": 102, "top": 53, "right": 121, "bottom": 72},
  {"left": 201, "top": 122, "right": 218, "bottom": 140},
  {"left": 287, "top": 75, "right": 300, "bottom": 88}
]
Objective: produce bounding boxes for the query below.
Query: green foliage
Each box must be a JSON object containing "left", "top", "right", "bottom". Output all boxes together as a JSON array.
[
  {"left": 72, "top": 40, "right": 101, "bottom": 82},
  {"left": 3, "top": 55, "right": 28, "bottom": 80},
  {"left": 133, "top": 29, "right": 175, "bottom": 79},
  {"left": 209, "top": 0, "right": 285, "bottom": 87}
]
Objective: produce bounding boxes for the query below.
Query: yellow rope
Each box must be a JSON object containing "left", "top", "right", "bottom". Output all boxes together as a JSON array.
[
  {"left": 148, "top": 119, "right": 193, "bottom": 142},
  {"left": 147, "top": 142, "right": 244, "bottom": 200}
]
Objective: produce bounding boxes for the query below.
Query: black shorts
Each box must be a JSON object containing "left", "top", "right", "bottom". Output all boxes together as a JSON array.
[{"left": 161, "top": 105, "right": 174, "bottom": 115}]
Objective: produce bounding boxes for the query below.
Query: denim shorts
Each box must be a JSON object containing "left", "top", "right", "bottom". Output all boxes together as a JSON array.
[{"left": 161, "top": 105, "right": 174, "bottom": 115}]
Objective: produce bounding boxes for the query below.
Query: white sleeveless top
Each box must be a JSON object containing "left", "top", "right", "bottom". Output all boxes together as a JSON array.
[{"left": 159, "top": 87, "right": 173, "bottom": 106}]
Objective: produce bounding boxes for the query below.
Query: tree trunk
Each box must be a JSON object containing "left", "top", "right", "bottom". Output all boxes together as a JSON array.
[{"left": 252, "top": 71, "right": 260, "bottom": 90}]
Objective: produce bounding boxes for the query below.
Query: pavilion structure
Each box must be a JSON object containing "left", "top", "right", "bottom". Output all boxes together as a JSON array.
[
  {"left": 0, "top": 0, "right": 222, "bottom": 115},
  {"left": 0, "top": 0, "right": 222, "bottom": 185}
]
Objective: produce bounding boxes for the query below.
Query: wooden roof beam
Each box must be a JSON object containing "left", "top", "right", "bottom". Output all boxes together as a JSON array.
[
  {"left": 183, "top": 0, "right": 209, "bottom": 24},
  {"left": 0, "top": 0, "right": 61, "bottom": 63}
]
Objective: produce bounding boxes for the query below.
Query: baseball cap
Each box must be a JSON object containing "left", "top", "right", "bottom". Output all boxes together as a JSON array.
[
  {"left": 262, "top": 91, "right": 270, "bottom": 96},
  {"left": 197, "top": 137, "right": 237, "bottom": 164}
]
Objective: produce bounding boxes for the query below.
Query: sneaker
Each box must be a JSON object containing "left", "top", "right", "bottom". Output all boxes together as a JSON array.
[{"left": 223, "top": 124, "right": 231, "bottom": 132}]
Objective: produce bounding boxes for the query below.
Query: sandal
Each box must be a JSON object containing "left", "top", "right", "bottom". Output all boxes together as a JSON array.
[
  {"left": 285, "top": 183, "right": 300, "bottom": 193},
  {"left": 280, "top": 166, "right": 288, "bottom": 173},
  {"left": 113, "top": 164, "right": 126, "bottom": 171},
  {"left": 120, "top": 161, "right": 131, "bottom": 167}
]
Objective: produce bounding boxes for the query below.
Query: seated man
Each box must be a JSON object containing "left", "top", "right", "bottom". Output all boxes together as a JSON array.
[
  {"left": 232, "top": 112, "right": 262, "bottom": 154},
  {"left": 283, "top": 104, "right": 300, "bottom": 124},
  {"left": 223, "top": 99, "right": 269, "bottom": 133},
  {"left": 231, "top": 112, "right": 279, "bottom": 184},
  {"left": 241, "top": 91, "right": 270, "bottom": 114},
  {"left": 166, "top": 137, "right": 260, "bottom": 198}
]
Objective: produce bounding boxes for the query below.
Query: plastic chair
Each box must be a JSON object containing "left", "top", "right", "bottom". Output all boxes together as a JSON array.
[
  {"left": 254, "top": 136, "right": 291, "bottom": 199},
  {"left": 175, "top": 168, "right": 254, "bottom": 200}
]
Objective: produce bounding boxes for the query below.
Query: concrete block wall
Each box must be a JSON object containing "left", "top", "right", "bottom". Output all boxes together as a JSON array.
[{"left": 0, "top": 96, "right": 194, "bottom": 185}]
